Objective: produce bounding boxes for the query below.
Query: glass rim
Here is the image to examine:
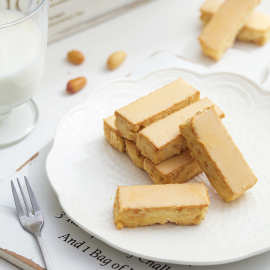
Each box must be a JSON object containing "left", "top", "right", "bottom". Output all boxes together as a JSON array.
[{"left": 0, "top": 0, "right": 47, "bottom": 29}]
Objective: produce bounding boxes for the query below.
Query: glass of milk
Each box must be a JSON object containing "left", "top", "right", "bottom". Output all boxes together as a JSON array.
[{"left": 0, "top": 0, "right": 48, "bottom": 146}]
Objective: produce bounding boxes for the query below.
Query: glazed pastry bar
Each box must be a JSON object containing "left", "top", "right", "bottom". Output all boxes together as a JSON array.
[
  {"left": 136, "top": 97, "right": 224, "bottom": 164},
  {"left": 115, "top": 78, "right": 200, "bottom": 142},
  {"left": 113, "top": 183, "right": 210, "bottom": 229},
  {"left": 180, "top": 106, "right": 258, "bottom": 202},
  {"left": 200, "top": 0, "right": 270, "bottom": 45},
  {"left": 199, "top": 0, "right": 261, "bottom": 60},
  {"left": 125, "top": 139, "right": 202, "bottom": 184},
  {"left": 144, "top": 150, "right": 202, "bottom": 185}
]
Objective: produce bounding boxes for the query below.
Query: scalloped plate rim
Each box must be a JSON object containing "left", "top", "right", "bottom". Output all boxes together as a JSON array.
[{"left": 46, "top": 67, "right": 270, "bottom": 266}]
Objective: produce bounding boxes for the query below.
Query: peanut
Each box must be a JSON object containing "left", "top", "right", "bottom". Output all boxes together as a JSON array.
[
  {"left": 67, "top": 77, "right": 87, "bottom": 94},
  {"left": 107, "top": 51, "right": 126, "bottom": 70},
  {"left": 67, "top": 50, "right": 84, "bottom": 65}
]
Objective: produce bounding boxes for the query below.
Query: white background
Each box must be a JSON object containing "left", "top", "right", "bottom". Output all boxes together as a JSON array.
[{"left": 2, "top": 0, "right": 270, "bottom": 268}]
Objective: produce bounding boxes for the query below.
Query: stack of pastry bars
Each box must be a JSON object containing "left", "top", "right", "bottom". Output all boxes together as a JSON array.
[
  {"left": 104, "top": 78, "right": 258, "bottom": 229},
  {"left": 104, "top": 78, "right": 224, "bottom": 186},
  {"left": 198, "top": 0, "right": 265, "bottom": 60},
  {"left": 200, "top": 0, "right": 270, "bottom": 47},
  {"left": 104, "top": 78, "right": 213, "bottom": 228}
]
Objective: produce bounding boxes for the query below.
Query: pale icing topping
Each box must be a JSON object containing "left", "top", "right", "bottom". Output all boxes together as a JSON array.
[
  {"left": 200, "top": 0, "right": 222, "bottom": 14},
  {"left": 115, "top": 78, "right": 199, "bottom": 125},
  {"left": 139, "top": 97, "right": 224, "bottom": 149},
  {"left": 246, "top": 12, "right": 270, "bottom": 31},
  {"left": 191, "top": 106, "right": 257, "bottom": 194},
  {"left": 152, "top": 150, "right": 194, "bottom": 175},
  {"left": 201, "top": 0, "right": 270, "bottom": 32},
  {"left": 118, "top": 183, "right": 209, "bottom": 210},
  {"left": 199, "top": 0, "right": 260, "bottom": 50}
]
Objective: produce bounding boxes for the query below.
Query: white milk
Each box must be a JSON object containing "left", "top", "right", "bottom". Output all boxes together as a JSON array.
[{"left": 0, "top": 10, "right": 42, "bottom": 110}]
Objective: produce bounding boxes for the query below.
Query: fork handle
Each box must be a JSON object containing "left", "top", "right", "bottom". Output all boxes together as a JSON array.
[{"left": 36, "top": 235, "right": 55, "bottom": 270}]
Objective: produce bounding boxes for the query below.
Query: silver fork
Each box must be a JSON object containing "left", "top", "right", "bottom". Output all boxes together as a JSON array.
[{"left": 11, "top": 176, "right": 55, "bottom": 270}]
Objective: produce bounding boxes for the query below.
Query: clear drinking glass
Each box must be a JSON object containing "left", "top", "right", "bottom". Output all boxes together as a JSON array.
[{"left": 0, "top": 0, "right": 48, "bottom": 146}]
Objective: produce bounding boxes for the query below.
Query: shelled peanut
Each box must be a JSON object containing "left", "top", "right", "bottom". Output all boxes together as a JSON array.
[
  {"left": 107, "top": 51, "right": 126, "bottom": 70},
  {"left": 67, "top": 77, "right": 87, "bottom": 94},
  {"left": 67, "top": 50, "right": 85, "bottom": 65}
]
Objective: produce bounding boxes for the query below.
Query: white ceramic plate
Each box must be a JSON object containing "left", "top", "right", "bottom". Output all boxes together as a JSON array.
[{"left": 46, "top": 68, "right": 270, "bottom": 266}]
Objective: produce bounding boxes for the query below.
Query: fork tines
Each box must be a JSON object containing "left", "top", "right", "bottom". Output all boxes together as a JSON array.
[{"left": 11, "top": 176, "right": 41, "bottom": 218}]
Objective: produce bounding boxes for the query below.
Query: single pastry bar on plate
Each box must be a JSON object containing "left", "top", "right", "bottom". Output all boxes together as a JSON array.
[
  {"left": 113, "top": 183, "right": 210, "bottom": 229},
  {"left": 200, "top": 0, "right": 270, "bottom": 45},
  {"left": 136, "top": 97, "right": 225, "bottom": 164},
  {"left": 199, "top": 0, "right": 261, "bottom": 60},
  {"left": 180, "top": 106, "right": 258, "bottom": 202},
  {"left": 103, "top": 115, "right": 125, "bottom": 152},
  {"left": 144, "top": 149, "right": 202, "bottom": 185},
  {"left": 115, "top": 78, "right": 200, "bottom": 142},
  {"left": 125, "top": 139, "right": 145, "bottom": 169}
]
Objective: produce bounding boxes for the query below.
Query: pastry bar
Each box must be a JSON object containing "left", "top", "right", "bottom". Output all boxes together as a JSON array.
[
  {"left": 103, "top": 115, "right": 125, "bottom": 152},
  {"left": 113, "top": 183, "right": 210, "bottom": 229},
  {"left": 200, "top": 0, "right": 222, "bottom": 24},
  {"left": 144, "top": 149, "right": 202, "bottom": 185},
  {"left": 200, "top": 0, "right": 270, "bottom": 45},
  {"left": 198, "top": 0, "right": 261, "bottom": 60},
  {"left": 136, "top": 97, "right": 224, "bottom": 164},
  {"left": 125, "top": 139, "right": 145, "bottom": 169},
  {"left": 115, "top": 78, "right": 200, "bottom": 142},
  {"left": 125, "top": 139, "right": 202, "bottom": 184},
  {"left": 180, "top": 106, "right": 258, "bottom": 202}
]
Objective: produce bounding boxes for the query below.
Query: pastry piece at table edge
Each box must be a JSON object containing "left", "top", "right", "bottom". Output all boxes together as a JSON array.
[
  {"left": 115, "top": 78, "right": 200, "bottom": 142},
  {"left": 179, "top": 106, "right": 258, "bottom": 202},
  {"left": 103, "top": 115, "right": 125, "bottom": 152},
  {"left": 136, "top": 97, "right": 225, "bottom": 164},
  {"left": 200, "top": 0, "right": 270, "bottom": 45},
  {"left": 199, "top": 0, "right": 261, "bottom": 60},
  {"left": 113, "top": 183, "right": 210, "bottom": 229}
]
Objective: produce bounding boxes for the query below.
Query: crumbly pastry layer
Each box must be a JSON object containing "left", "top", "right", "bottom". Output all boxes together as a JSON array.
[
  {"left": 125, "top": 139, "right": 202, "bottom": 184},
  {"left": 115, "top": 78, "right": 200, "bottom": 142},
  {"left": 125, "top": 139, "right": 145, "bottom": 169},
  {"left": 137, "top": 98, "right": 224, "bottom": 164},
  {"left": 144, "top": 150, "right": 202, "bottom": 185},
  {"left": 180, "top": 106, "right": 258, "bottom": 202},
  {"left": 113, "top": 183, "right": 210, "bottom": 229},
  {"left": 103, "top": 115, "right": 125, "bottom": 152},
  {"left": 200, "top": 0, "right": 270, "bottom": 45},
  {"left": 199, "top": 0, "right": 261, "bottom": 60}
]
